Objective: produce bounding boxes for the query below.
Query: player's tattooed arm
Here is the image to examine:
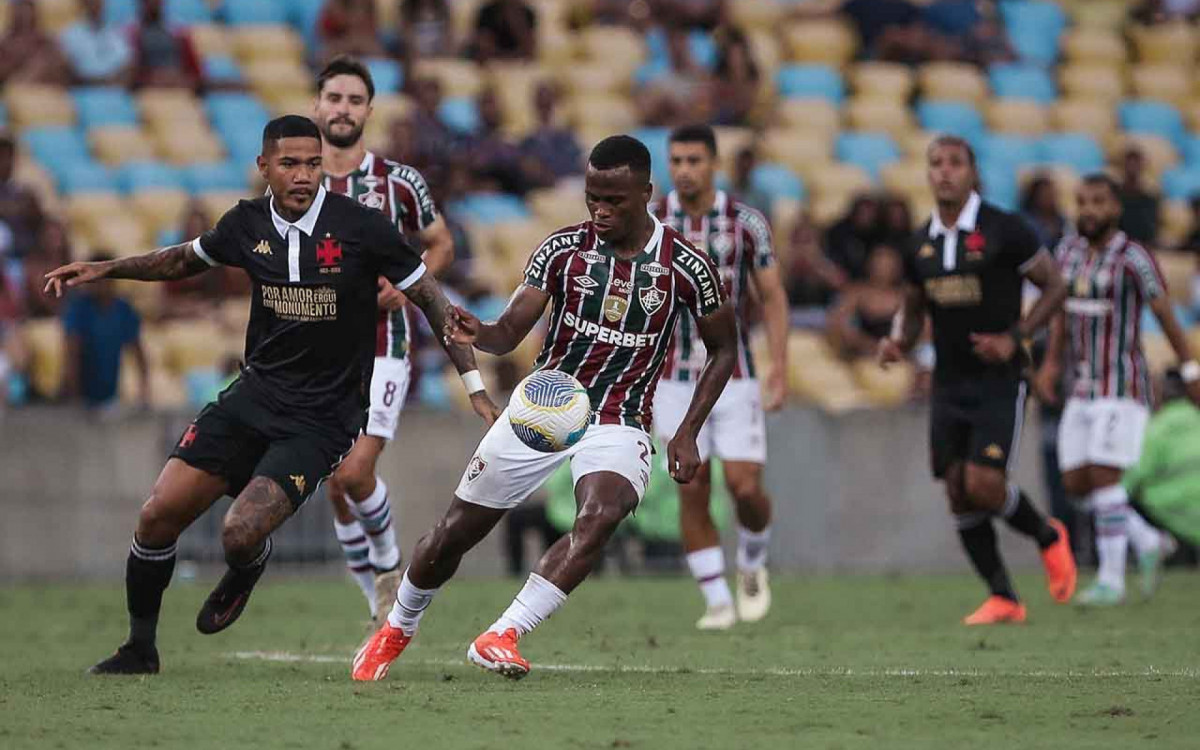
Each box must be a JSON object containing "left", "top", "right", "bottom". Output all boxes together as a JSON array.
[
  {"left": 43, "top": 242, "right": 210, "bottom": 296},
  {"left": 444, "top": 284, "right": 551, "bottom": 356},
  {"left": 1017, "top": 250, "right": 1067, "bottom": 338},
  {"left": 669, "top": 302, "right": 737, "bottom": 484},
  {"left": 404, "top": 274, "right": 482, "bottom": 375}
]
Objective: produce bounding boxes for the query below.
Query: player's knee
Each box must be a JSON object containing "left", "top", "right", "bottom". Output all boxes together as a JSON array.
[
  {"left": 220, "top": 511, "right": 262, "bottom": 559},
  {"left": 1061, "top": 470, "right": 1090, "bottom": 498},
  {"left": 136, "top": 493, "right": 181, "bottom": 547},
  {"left": 963, "top": 467, "right": 1005, "bottom": 509},
  {"left": 726, "top": 472, "right": 763, "bottom": 506},
  {"left": 573, "top": 498, "right": 633, "bottom": 542}
]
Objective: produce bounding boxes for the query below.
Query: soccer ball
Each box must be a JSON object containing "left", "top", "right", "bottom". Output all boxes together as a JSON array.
[{"left": 508, "top": 370, "right": 592, "bottom": 453}]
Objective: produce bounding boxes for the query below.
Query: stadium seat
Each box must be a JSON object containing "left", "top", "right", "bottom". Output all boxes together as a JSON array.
[
  {"left": 154, "top": 125, "right": 227, "bottom": 165},
  {"left": 1060, "top": 28, "right": 1127, "bottom": 63},
  {"left": 1119, "top": 99, "right": 1186, "bottom": 148},
  {"left": 749, "top": 163, "right": 806, "bottom": 202},
  {"left": 1059, "top": 64, "right": 1124, "bottom": 103},
  {"left": 189, "top": 24, "right": 234, "bottom": 58},
  {"left": 138, "top": 88, "right": 206, "bottom": 126},
  {"left": 566, "top": 95, "right": 638, "bottom": 133},
  {"left": 1161, "top": 167, "right": 1200, "bottom": 201},
  {"left": 57, "top": 163, "right": 118, "bottom": 196},
  {"left": 560, "top": 62, "right": 629, "bottom": 96},
  {"left": 437, "top": 97, "right": 479, "bottom": 135},
  {"left": 452, "top": 192, "right": 531, "bottom": 223},
  {"left": 22, "top": 318, "right": 65, "bottom": 398},
  {"left": 845, "top": 98, "right": 914, "bottom": 134},
  {"left": 164, "top": 0, "right": 213, "bottom": 24},
  {"left": 1156, "top": 251, "right": 1196, "bottom": 305},
  {"left": 22, "top": 126, "right": 91, "bottom": 166},
  {"left": 835, "top": 133, "right": 900, "bottom": 179},
  {"left": 849, "top": 62, "right": 913, "bottom": 102},
  {"left": 1108, "top": 133, "right": 1179, "bottom": 177},
  {"left": 900, "top": 130, "right": 940, "bottom": 160},
  {"left": 728, "top": 0, "right": 783, "bottom": 31},
  {"left": 243, "top": 60, "right": 309, "bottom": 94},
  {"left": 978, "top": 134, "right": 1039, "bottom": 169},
  {"left": 746, "top": 28, "right": 783, "bottom": 82},
  {"left": 92, "top": 214, "right": 149, "bottom": 254},
  {"left": 759, "top": 129, "right": 834, "bottom": 181},
  {"left": 1183, "top": 135, "right": 1200, "bottom": 167},
  {"left": 232, "top": 25, "right": 304, "bottom": 62},
  {"left": 988, "top": 64, "right": 1056, "bottom": 104},
  {"left": 1130, "top": 23, "right": 1197, "bottom": 65},
  {"left": 806, "top": 163, "right": 874, "bottom": 203},
  {"left": 775, "top": 65, "right": 844, "bottom": 104},
  {"left": 205, "top": 92, "right": 272, "bottom": 131},
  {"left": 117, "top": 163, "right": 184, "bottom": 193},
  {"left": 528, "top": 185, "right": 586, "bottom": 228},
  {"left": 197, "top": 191, "right": 250, "bottom": 223},
  {"left": 101, "top": 0, "right": 136, "bottom": 25},
  {"left": 979, "top": 162, "right": 1019, "bottom": 211},
  {"left": 919, "top": 62, "right": 988, "bottom": 104},
  {"left": 1069, "top": 0, "right": 1132, "bottom": 29},
  {"left": 72, "top": 87, "right": 139, "bottom": 129},
  {"left": 999, "top": 0, "right": 1067, "bottom": 64},
  {"left": 288, "top": 0, "right": 326, "bottom": 45},
  {"left": 1018, "top": 165, "right": 1082, "bottom": 216},
  {"left": 182, "top": 162, "right": 250, "bottom": 194},
  {"left": 4, "top": 84, "right": 75, "bottom": 128},
  {"left": 490, "top": 220, "right": 550, "bottom": 262},
  {"left": 1051, "top": 99, "right": 1117, "bottom": 141},
  {"left": 783, "top": 19, "right": 858, "bottom": 66},
  {"left": 1038, "top": 133, "right": 1105, "bottom": 173},
  {"left": 1160, "top": 198, "right": 1193, "bottom": 247},
  {"left": 915, "top": 101, "right": 985, "bottom": 143},
  {"left": 203, "top": 55, "right": 244, "bottom": 85},
  {"left": 413, "top": 59, "right": 484, "bottom": 98},
  {"left": 364, "top": 58, "right": 403, "bottom": 96},
  {"left": 130, "top": 189, "right": 190, "bottom": 238},
  {"left": 986, "top": 100, "right": 1049, "bottom": 136},
  {"left": 1130, "top": 65, "right": 1190, "bottom": 109},
  {"left": 776, "top": 98, "right": 841, "bottom": 136},
  {"left": 224, "top": 0, "right": 287, "bottom": 26},
  {"left": 89, "top": 127, "right": 157, "bottom": 166},
  {"left": 577, "top": 25, "right": 646, "bottom": 67}
]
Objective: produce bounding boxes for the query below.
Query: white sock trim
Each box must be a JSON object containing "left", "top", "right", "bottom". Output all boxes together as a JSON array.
[
  {"left": 489, "top": 573, "right": 568, "bottom": 637},
  {"left": 386, "top": 569, "right": 438, "bottom": 635},
  {"left": 686, "top": 547, "right": 733, "bottom": 609},
  {"left": 737, "top": 525, "right": 771, "bottom": 571}
]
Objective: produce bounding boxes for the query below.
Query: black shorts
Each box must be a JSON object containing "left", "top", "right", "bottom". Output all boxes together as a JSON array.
[
  {"left": 929, "top": 376, "right": 1027, "bottom": 479},
  {"left": 170, "top": 376, "right": 361, "bottom": 508}
]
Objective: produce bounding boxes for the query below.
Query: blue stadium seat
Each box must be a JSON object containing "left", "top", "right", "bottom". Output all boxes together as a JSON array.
[
  {"left": 689, "top": 31, "right": 719, "bottom": 71},
  {"left": 206, "top": 93, "right": 271, "bottom": 158},
  {"left": 203, "top": 56, "right": 244, "bottom": 85},
  {"left": 103, "top": 0, "right": 137, "bottom": 25},
  {"left": 916, "top": 101, "right": 985, "bottom": 143},
  {"left": 1183, "top": 135, "right": 1200, "bottom": 167},
  {"left": 999, "top": 1, "right": 1067, "bottom": 65},
  {"left": 451, "top": 193, "right": 530, "bottom": 223},
  {"left": 182, "top": 162, "right": 249, "bottom": 193},
  {"left": 1161, "top": 167, "right": 1200, "bottom": 201},
  {"left": 835, "top": 133, "right": 900, "bottom": 178},
  {"left": 1119, "top": 100, "right": 1186, "bottom": 148},
  {"left": 118, "top": 163, "right": 184, "bottom": 193},
  {"left": 57, "top": 162, "right": 117, "bottom": 195},
  {"left": 988, "top": 64, "right": 1056, "bottom": 104},
  {"left": 22, "top": 127, "right": 91, "bottom": 171},
  {"left": 365, "top": 58, "right": 403, "bottom": 96},
  {"left": 978, "top": 134, "right": 1039, "bottom": 168},
  {"left": 633, "top": 59, "right": 670, "bottom": 87},
  {"left": 979, "top": 162, "right": 1018, "bottom": 211},
  {"left": 219, "top": 124, "right": 263, "bottom": 166},
  {"left": 631, "top": 127, "right": 672, "bottom": 187},
  {"left": 1038, "top": 133, "right": 1105, "bottom": 173},
  {"left": 164, "top": 0, "right": 213, "bottom": 24},
  {"left": 438, "top": 97, "right": 479, "bottom": 135},
  {"left": 749, "top": 163, "right": 806, "bottom": 202},
  {"left": 224, "top": 0, "right": 288, "bottom": 26},
  {"left": 73, "top": 87, "right": 139, "bottom": 129},
  {"left": 289, "top": 0, "right": 327, "bottom": 45},
  {"left": 776, "top": 65, "right": 845, "bottom": 104}
]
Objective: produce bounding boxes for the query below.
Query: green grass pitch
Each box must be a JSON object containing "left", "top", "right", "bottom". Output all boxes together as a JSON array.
[{"left": 2, "top": 572, "right": 1199, "bottom": 749}]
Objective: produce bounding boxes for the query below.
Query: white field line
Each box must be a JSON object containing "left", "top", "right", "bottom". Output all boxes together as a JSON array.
[{"left": 226, "top": 651, "right": 1200, "bottom": 679}]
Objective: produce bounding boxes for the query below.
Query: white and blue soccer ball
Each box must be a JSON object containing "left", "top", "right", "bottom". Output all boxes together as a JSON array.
[{"left": 508, "top": 370, "right": 592, "bottom": 453}]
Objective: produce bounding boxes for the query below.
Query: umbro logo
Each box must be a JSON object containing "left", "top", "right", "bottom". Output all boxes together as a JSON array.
[{"left": 253, "top": 240, "right": 272, "bottom": 255}]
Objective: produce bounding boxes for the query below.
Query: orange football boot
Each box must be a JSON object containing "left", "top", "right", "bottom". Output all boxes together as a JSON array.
[
  {"left": 963, "top": 595, "right": 1027, "bottom": 625},
  {"left": 1040, "top": 518, "right": 1077, "bottom": 603},
  {"left": 467, "top": 628, "right": 530, "bottom": 680},
  {"left": 351, "top": 622, "right": 412, "bottom": 681}
]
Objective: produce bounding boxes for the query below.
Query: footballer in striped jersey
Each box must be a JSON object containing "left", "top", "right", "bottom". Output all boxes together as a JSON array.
[
  {"left": 353, "top": 135, "right": 738, "bottom": 682},
  {"left": 1035, "top": 173, "right": 1200, "bottom": 606}
]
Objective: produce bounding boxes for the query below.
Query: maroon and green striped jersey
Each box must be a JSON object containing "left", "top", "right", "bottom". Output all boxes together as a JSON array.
[
  {"left": 523, "top": 216, "right": 725, "bottom": 430},
  {"left": 1055, "top": 230, "right": 1166, "bottom": 404},
  {"left": 322, "top": 151, "right": 438, "bottom": 361},
  {"left": 651, "top": 190, "right": 774, "bottom": 382}
]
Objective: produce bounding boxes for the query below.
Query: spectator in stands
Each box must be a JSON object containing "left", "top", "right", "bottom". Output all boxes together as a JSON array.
[
  {"left": 60, "top": 0, "right": 134, "bottom": 86},
  {"left": 962, "top": 3, "right": 1016, "bottom": 66},
  {"left": 581, "top": 0, "right": 654, "bottom": 27},
  {"left": 159, "top": 203, "right": 247, "bottom": 318},
  {"left": 519, "top": 82, "right": 585, "bottom": 182},
  {"left": 398, "top": 0, "right": 455, "bottom": 59},
  {"left": 21, "top": 218, "right": 72, "bottom": 319},
  {"left": 879, "top": 194, "right": 913, "bottom": 248},
  {"left": 408, "top": 76, "right": 458, "bottom": 179},
  {"left": 0, "top": 133, "right": 43, "bottom": 261},
  {"left": 825, "top": 244, "right": 905, "bottom": 359},
  {"left": 824, "top": 194, "right": 881, "bottom": 281},
  {"left": 658, "top": 0, "right": 726, "bottom": 30},
  {"left": 1020, "top": 175, "right": 1067, "bottom": 251},
  {"left": 0, "top": 246, "right": 28, "bottom": 406},
  {"left": 0, "top": 0, "right": 70, "bottom": 86},
  {"left": 466, "top": 88, "right": 546, "bottom": 195},
  {"left": 729, "top": 146, "right": 772, "bottom": 218},
  {"left": 1180, "top": 196, "right": 1200, "bottom": 312},
  {"left": 793, "top": 0, "right": 939, "bottom": 64},
  {"left": 130, "top": 0, "right": 202, "bottom": 89},
  {"left": 710, "top": 26, "right": 760, "bottom": 126},
  {"left": 471, "top": 0, "right": 537, "bottom": 62},
  {"left": 635, "top": 27, "right": 713, "bottom": 126},
  {"left": 921, "top": 0, "right": 982, "bottom": 38},
  {"left": 319, "top": 0, "right": 387, "bottom": 63},
  {"left": 1118, "top": 146, "right": 1161, "bottom": 246},
  {"left": 61, "top": 253, "right": 149, "bottom": 411},
  {"left": 1131, "top": 0, "right": 1200, "bottom": 23},
  {"left": 783, "top": 211, "right": 843, "bottom": 327}
]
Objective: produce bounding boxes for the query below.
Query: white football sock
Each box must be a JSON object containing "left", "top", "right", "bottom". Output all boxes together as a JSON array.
[
  {"left": 488, "top": 573, "right": 567, "bottom": 637},
  {"left": 334, "top": 519, "right": 376, "bottom": 617},
  {"left": 1126, "top": 509, "right": 1163, "bottom": 555},
  {"left": 1091, "top": 484, "right": 1129, "bottom": 591},
  {"left": 352, "top": 477, "right": 400, "bottom": 571},
  {"left": 736, "top": 525, "right": 771, "bottom": 571},
  {"left": 386, "top": 570, "right": 438, "bottom": 636},
  {"left": 686, "top": 547, "right": 734, "bottom": 609}
]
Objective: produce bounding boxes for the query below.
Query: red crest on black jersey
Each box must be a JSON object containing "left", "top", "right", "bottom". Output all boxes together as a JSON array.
[{"left": 317, "top": 237, "right": 343, "bottom": 267}]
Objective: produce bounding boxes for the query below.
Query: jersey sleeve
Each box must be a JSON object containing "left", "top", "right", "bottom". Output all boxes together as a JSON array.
[
  {"left": 738, "top": 205, "right": 775, "bottom": 270},
  {"left": 902, "top": 231, "right": 925, "bottom": 286},
  {"left": 522, "top": 230, "right": 574, "bottom": 295},
  {"left": 362, "top": 206, "right": 426, "bottom": 290},
  {"left": 1124, "top": 243, "right": 1167, "bottom": 300},
  {"left": 674, "top": 239, "right": 725, "bottom": 320},
  {"left": 1005, "top": 215, "right": 1045, "bottom": 274},
  {"left": 390, "top": 166, "right": 439, "bottom": 234},
  {"left": 191, "top": 203, "right": 246, "bottom": 268}
]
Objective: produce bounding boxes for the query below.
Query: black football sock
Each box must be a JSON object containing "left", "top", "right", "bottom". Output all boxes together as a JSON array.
[
  {"left": 956, "top": 514, "right": 1017, "bottom": 602},
  {"left": 126, "top": 537, "right": 177, "bottom": 648},
  {"left": 999, "top": 484, "right": 1059, "bottom": 550}
]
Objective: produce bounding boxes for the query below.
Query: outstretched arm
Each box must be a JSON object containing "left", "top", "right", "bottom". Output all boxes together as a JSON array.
[
  {"left": 668, "top": 302, "right": 738, "bottom": 483},
  {"left": 44, "top": 242, "right": 210, "bottom": 296},
  {"left": 752, "top": 263, "right": 790, "bottom": 411},
  {"left": 1149, "top": 294, "right": 1200, "bottom": 402},
  {"left": 878, "top": 282, "right": 926, "bottom": 367},
  {"left": 444, "top": 283, "right": 551, "bottom": 356}
]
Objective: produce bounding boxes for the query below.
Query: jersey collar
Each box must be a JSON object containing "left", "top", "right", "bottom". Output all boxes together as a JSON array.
[
  {"left": 928, "top": 190, "right": 982, "bottom": 238},
  {"left": 270, "top": 185, "right": 327, "bottom": 239},
  {"left": 666, "top": 189, "right": 726, "bottom": 218},
  {"left": 596, "top": 213, "right": 664, "bottom": 260}
]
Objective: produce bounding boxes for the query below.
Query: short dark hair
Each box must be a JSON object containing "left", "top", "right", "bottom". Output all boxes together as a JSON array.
[
  {"left": 928, "top": 134, "right": 976, "bottom": 169},
  {"left": 262, "top": 115, "right": 321, "bottom": 153},
  {"left": 588, "top": 135, "right": 652, "bottom": 179},
  {"left": 316, "top": 54, "right": 375, "bottom": 101},
  {"left": 669, "top": 124, "right": 717, "bottom": 156},
  {"left": 1082, "top": 172, "right": 1121, "bottom": 200}
]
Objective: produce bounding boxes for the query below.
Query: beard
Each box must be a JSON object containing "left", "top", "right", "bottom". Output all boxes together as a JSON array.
[
  {"left": 1078, "top": 217, "right": 1114, "bottom": 242},
  {"left": 322, "top": 119, "right": 364, "bottom": 149}
]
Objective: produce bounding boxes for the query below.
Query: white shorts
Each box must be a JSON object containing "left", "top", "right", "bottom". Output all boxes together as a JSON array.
[
  {"left": 365, "top": 356, "right": 412, "bottom": 440},
  {"left": 652, "top": 378, "right": 767, "bottom": 465},
  {"left": 1057, "top": 397, "right": 1149, "bottom": 472},
  {"left": 455, "top": 409, "right": 653, "bottom": 510}
]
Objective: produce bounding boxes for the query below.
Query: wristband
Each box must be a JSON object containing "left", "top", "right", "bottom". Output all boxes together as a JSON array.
[
  {"left": 1181, "top": 360, "right": 1200, "bottom": 384},
  {"left": 461, "top": 370, "right": 485, "bottom": 394}
]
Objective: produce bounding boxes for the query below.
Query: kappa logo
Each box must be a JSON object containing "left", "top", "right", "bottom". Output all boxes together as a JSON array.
[
  {"left": 466, "top": 455, "right": 487, "bottom": 482},
  {"left": 983, "top": 444, "right": 1005, "bottom": 461},
  {"left": 290, "top": 474, "right": 307, "bottom": 495},
  {"left": 639, "top": 285, "right": 666, "bottom": 315},
  {"left": 253, "top": 240, "right": 272, "bottom": 256},
  {"left": 918, "top": 243, "right": 934, "bottom": 259},
  {"left": 603, "top": 294, "right": 629, "bottom": 322}
]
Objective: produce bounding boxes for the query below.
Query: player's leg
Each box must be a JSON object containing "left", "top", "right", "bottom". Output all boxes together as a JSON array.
[
  {"left": 90, "top": 458, "right": 229, "bottom": 674},
  {"left": 1077, "top": 463, "right": 1131, "bottom": 605},
  {"left": 951, "top": 461, "right": 1021, "bottom": 623},
  {"left": 326, "top": 472, "right": 377, "bottom": 619}
]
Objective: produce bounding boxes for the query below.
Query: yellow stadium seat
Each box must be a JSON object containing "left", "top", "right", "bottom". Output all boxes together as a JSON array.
[
  {"left": 13, "top": 155, "right": 60, "bottom": 215},
  {"left": 918, "top": 62, "right": 987, "bottom": 104},
  {"left": 1142, "top": 333, "right": 1174, "bottom": 374},
  {"left": 1190, "top": 328, "right": 1200, "bottom": 357},
  {"left": 1069, "top": 0, "right": 1132, "bottom": 29},
  {"left": 1060, "top": 28, "right": 1127, "bottom": 64},
  {"left": 566, "top": 94, "right": 638, "bottom": 132},
  {"left": 414, "top": 59, "right": 484, "bottom": 98},
  {"left": 244, "top": 59, "right": 309, "bottom": 93},
  {"left": 198, "top": 191, "right": 251, "bottom": 223},
  {"left": 790, "top": 355, "right": 870, "bottom": 412},
  {"left": 1107, "top": 133, "right": 1178, "bottom": 177},
  {"left": 263, "top": 90, "right": 315, "bottom": 118},
  {"left": 138, "top": 88, "right": 206, "bottom": 126},
  {"left": 1051, "top": 99, "right": 1117, "bottom": 141},
  {"left": 1159, "top": 199, "right": 1193, "bottom": 248},
  {"left": 784, "top": 19, "right": 858, "bottom": 65},
  {"left": 35, "top": 0, "right": 79, "bottom": 34},
  {"left": 160, "top": 319, "right": 230, "bottom": 375},
  {"left": 154, "top": 126, "right": 226, "bottom": 165},
  {"left": 92, "top": 215, "right": 149, "bottom": 255},
  {"left": 760, "top": 129, "right": 834, "bottom": 180},
  {"left": 747, "top": 29, "right": 784, "bottom": 81},
  {"left": 1131, "top": 64, "right": 1190, "bottom": 108},
  {"left": 129, "top": 189, "right": 190, "bottom": 239},
  {"left": 713, "top": 126, "right": 756, "bottom": 175},
  {"left": 22, "top": 319, "right": 65, "bottom": 399},
  {"left": 881, "top": 159, "right": 928, "bottom": 197},
  {"left": 1186, "top": 100, "right": 1200, "bottom": 132},
  {"left": 775, "top": 98, "right": 841, "bottom": 136},
  {"left": 577, "top": 25, "right": 646, "bottom": 66},
  {"left": 189, "top": 24, "right": 233, "bottom": 59},
  {"left": 986, "top": 100, "right": 1049, "bottom": 136},
  {"left": 849, "top": 62, "right": 914, "bottom": 102},
  {"left": 1157, "top": 250, "right": 1194, "bottom": 305},
  {"left": 1130, "top": 23, "right": 1197, "bottom": 65},
  {"left": 490, "top": 220, "right": 551, "bottom": 263},
  {"left": 4, "top": 84, "right": 74, "bottom": 128},
  {"left": 558, "top": 62, "right": 629, "bottom": 96},
  {"left": 233, "top": 25, "right": 304, "bottom": 62},
  {"left": 66, "top": 193, "right": 125, "bottom": 237},
  {"left": 807, "top": 162, "right": 874, "bottom": 203},
  {"left": 89, "top": 127, "right": 157, "bottom": 166},
  {"left": 1059, "top": 64, "right": 1125, "bottom": 103},
  {"left": 528, "top": 185, "right": 586, "bottom": 228},
  {"left": 846, "top": 98, "right": 914, "bottom": 134},
  {"left": 900, "top": 130, "right": 939, "bottom": 160},
  {"left": 537, "top": 27, "right": 578, "bottom": 66},
  {"left": 729, "top": 0, "right": 784, "bottom": 30}
]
